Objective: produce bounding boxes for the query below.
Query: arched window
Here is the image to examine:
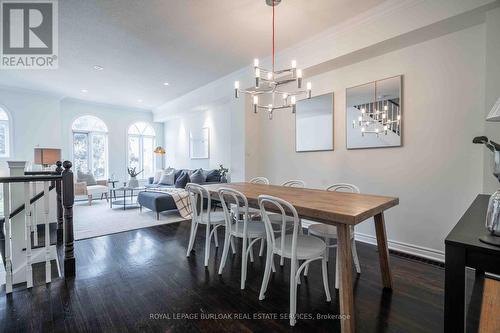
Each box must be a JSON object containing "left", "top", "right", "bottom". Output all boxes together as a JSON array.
[
  {"left": 72, "top": 115, "right": 108, "bottom": 179},
  {"left": 128, "top": 122, "right": 156, "bottom": 178},
  {"left": 0, "top": 108, "right": 10, "bottom": 158}
]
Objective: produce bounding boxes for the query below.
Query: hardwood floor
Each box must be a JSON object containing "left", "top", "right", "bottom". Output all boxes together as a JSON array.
[{"left": 0, "top": 221, "right": 445, "bottom": 332}]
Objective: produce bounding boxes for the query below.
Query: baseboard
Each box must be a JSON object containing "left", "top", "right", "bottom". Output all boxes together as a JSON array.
[
  {"left": 354, "top": 232, "right": 445, "bottom": 263},
  {"left": 302, "top": 220, "right": 445, "bottom": 263}
]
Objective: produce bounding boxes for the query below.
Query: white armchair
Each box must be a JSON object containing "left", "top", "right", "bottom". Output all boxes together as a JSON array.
[{"left": 75, "top": 179, "right": 109, "bottom": 205}]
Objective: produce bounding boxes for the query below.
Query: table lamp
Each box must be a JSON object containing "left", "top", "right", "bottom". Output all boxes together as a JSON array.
[{"left": 34, "top": 148, "right": 61, "bottom": 168}]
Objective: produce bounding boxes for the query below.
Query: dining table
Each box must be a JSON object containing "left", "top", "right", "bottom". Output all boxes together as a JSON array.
[{"left": 203, "top": 182, "right": 399, "bottom": 333}]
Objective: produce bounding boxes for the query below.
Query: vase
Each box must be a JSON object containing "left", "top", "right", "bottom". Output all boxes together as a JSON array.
[
  {"left": 221, "top": 175, "right": 227, "bottom": 183},
  {"left": 128, "top": 176, "right": 139, "bottom": 188}
]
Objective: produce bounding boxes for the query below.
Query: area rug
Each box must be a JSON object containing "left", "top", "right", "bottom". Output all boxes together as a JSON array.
[{"left": 74, "top": 199, "right": 187, "bottom": 240}]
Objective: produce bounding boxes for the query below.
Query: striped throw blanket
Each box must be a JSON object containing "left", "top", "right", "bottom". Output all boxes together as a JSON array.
[{"left": 144, "top": 188, "right": 192, "bottom": 219}]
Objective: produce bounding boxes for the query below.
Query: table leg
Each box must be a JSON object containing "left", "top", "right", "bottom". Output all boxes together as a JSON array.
[
  {"left": 337, "top": 223, "right": 355, "bottom": 333},
  {"left": 123, "top": 189, "right": 127, "bottom": 210},
  {"left": 444, "top": 244, "right": 466, "bottom": 333},
  {"left": 109, "top": 189, "right": 112, "bottom": 208},
  {"left": 374, "top": 212, "right": 393, "bottom": 289}
]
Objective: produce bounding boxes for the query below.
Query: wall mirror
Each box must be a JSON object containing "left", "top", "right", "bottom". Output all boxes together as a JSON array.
[
  {"left": 346, "top": 75, "right": 402, "bottom": 149},
  {"left": 190, "top": 127, "right": 209, "bottom": 159},
  {"left": 295, "top": 93, "right": 334, "bottom": 152}
]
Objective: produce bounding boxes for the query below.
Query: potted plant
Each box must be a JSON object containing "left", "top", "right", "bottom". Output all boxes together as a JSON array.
[
  {"left": 127, "top": 167, "right": 143, "bottom": 188},
  {"left": 219, "top": 164, "right": 229, "bottom": 183}
]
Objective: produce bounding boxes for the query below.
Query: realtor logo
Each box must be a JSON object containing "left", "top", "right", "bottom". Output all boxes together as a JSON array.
[{"left": 1, "top": 0, "right": 58, "bottom": 69}]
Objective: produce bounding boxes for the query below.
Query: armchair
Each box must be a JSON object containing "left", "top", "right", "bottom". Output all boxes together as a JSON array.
[{"left": 75, "top": 179, "right": 109, "bottom": 205}]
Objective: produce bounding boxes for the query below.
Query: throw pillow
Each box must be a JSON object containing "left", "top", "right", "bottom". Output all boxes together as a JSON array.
[
  {"left": 205, "top": 169, "right": 221, "bottom": 183},
  {"left": 175, "top": 171, "right": 190, "bottom": 188},
  {"left": 153, "top": 170, "right": 164, "bottom": 184},
  {"left": 190, "top": 168, "right": 206, "bottom": 184},
  {"left": 77, "top": 170, "right": 97, "bottom": 186},
  {"left": 159, "top": 169, "right": 175, "bottom": 185}
]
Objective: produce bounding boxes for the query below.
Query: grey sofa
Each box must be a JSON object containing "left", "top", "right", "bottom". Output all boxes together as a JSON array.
[{"left": 138, "top": 168, "right": 225, "bottom": 219}]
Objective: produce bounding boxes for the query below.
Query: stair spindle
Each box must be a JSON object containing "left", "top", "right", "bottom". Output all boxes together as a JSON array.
[
  {"left": 32, "top": 182, "right": 38, "bottom": 247},
  {"left": 3, "top": 183, "right": 12, "bottom": 293},
  {"left": 24, "top": 182, "right": 33, "bottom": 288},
  {"left": 43, "top": 181, "right": 51, "bottom": 283}
]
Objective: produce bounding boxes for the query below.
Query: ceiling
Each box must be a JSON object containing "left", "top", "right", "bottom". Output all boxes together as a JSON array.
[{"left": 0, "top": 0, "right": 385, "bottom": 110}]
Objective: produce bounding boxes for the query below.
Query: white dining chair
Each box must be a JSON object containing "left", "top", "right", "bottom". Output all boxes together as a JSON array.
[
  {"left": 268, "top": 180, "right": 306, "bottom": 265},
  {"left": 258, "top": 195, "right": 331, "bottom": 327},
  {"left": 218, "top": 187, "right": 274, "bottom": 289},
  {"left": 231, "top": 177, "right": 269, "bottom": 262},
  {"left": 185, "top": 183, "right": 226, "bottom": 267},
  {"left": 249, "top": 177, "right": 270, "bottom": 184},
  {"left": 280, "top": 180, "right": 306, "bottom": 188},
  {"left": 304, "top": 183, "right": 361, "bottom": 289}
]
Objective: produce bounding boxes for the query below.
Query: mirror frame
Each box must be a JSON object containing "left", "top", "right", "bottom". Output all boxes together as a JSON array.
[
  {"left": 345, "top": 75, "right": 403, "bottom": 150},
  {"left": 294, "top": 92, "right": 335, "bottom": 153}
]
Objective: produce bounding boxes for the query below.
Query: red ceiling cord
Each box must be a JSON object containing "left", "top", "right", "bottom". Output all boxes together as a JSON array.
[{"left": 272, "top": 1, "right": 275, "bottom": 73}]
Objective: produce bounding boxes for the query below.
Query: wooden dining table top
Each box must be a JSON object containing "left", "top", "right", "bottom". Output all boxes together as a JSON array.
[{"left": 203, "top": 182, "right": 399, "bottom": 225}]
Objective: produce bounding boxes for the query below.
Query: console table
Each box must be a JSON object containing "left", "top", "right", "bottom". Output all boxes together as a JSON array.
[{"left": 444, "top": 194, "right": 500, "bottom": 332}]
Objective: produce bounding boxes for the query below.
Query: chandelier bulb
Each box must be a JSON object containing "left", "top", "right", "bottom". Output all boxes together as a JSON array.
[
  {"left": 291, "top": 60, "right": 297, "bottom": 69},
  {"left": 291, "top": 95, "right": 296, "bottom": 105},
  {"left": 234, "top": 81, "right": 240, "bottom": 98},
  {"left": 267, "top": 72, "right": 273, "bottom": 80},
  {"left": 254, "top": 58, "right": 259, "bottom": 67}
]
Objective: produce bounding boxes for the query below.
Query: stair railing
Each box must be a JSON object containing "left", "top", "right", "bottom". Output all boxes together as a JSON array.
[{"left": 1, "top": 160, "right": 75, "bottom": 293}]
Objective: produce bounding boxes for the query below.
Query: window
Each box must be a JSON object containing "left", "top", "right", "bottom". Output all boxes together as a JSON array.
[
  {"left": 72, "top": 116, "right": 108, "bottom": 179},
  {"left": 0, "top": 108, "right": 10, "bottom": 158},
  {"left": 128, "top": 122, "right": 155, "bottom": 179}
]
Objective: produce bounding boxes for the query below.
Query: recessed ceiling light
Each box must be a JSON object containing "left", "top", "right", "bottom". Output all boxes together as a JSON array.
[
  {"left": 163, "top": 82, "right": 169, "bottom": 86},
  {"left": 93, "top": 65, "right": 104, "bottom": 71},
  {"left": 81, "top": 89, "right": 88, "bottom": 93},
  {"left": 137, "top": 99, "right": 143, "bottom": 103}
]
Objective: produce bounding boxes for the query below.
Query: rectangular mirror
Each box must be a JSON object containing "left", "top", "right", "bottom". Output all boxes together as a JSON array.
[
  {"left": 295, "top": 93, "right": 334, "bottom": 152},
  {"left": 346, "top": 75, "right": 402, "bottom": 149},
  {"left": 190, "top": 127, "right": 209, "bottom": 159}
]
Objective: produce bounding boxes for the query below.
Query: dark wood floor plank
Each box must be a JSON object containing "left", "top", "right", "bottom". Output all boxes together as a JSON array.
[{"left": 1, "top": 220, "right": 445, "bottom": 332}]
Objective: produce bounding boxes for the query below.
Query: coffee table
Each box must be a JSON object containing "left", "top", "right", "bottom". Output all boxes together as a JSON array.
[{"left": 110, "top": 186, "right": 145, "bottom": 210}]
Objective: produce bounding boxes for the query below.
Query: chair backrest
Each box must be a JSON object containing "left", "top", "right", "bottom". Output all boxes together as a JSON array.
[
  {"left": 258, "top": 195, "right": 301, "bottom": 262},
  {"left": 326, "top": 183, "right": 360, "bottom": 194},
  {"left": 218, "top": 187, "right": 250, "bottom": 235},
  {"left": 185, "top": 183, "right": 211, "bottom": 223},
  {"left": 249, "top": 177, "right": 270, "bottom": 185},
  {"left": 281, "top": 180, "right": 306, "bottom": 188},
  {"left": 326, "top": 183, "right": 359, "bottom": 233}
]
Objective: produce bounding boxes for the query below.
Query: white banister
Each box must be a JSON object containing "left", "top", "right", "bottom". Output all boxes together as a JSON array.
[
  {"left": 3, "top": 183, "right": 12, "bottom": 293},
  {"left": 43, "top": 181, "right": 51, "bottom": 283},
  {"left": 24, "top": 182, "right": 33, "bottom": 288}
]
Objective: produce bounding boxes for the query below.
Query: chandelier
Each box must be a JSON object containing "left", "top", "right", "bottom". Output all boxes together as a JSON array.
[{"left": 233, "top": 0, "right": 311, "bottom": 120}]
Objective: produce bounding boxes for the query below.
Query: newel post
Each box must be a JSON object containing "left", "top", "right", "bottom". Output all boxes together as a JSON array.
[
  {"left": 62, "top": 161, "right": 75, "bottom": 277},
  {"left": 55, "top": 161, "right": 64, "bottom": 243}
]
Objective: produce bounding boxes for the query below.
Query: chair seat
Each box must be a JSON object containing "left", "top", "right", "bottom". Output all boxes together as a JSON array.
[
  {"left": 230, "top": 204, "right": 260, "bottom": 215},
  {"left": 230, "top": 220, "right": 267, "bottom": 238},
  {"left": 87, "top": 185, "right": 108, "bottom": 196},
  {"left": 274, "top": 235, "right": 326, "bottom": 260},
  {"left": 199, "top": 210, "right": 226, "bottom": 225},
  {"left": 308, "top": 223, "right": 354, "bottom": 239}
]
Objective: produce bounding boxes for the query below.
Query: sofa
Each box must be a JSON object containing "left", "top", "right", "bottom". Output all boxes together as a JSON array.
[{"left": 138, "top": 168, "right": 226, "bottom": 219}]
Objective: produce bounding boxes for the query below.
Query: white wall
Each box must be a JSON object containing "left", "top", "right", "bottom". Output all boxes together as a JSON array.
[
  {"left": 483, "top": 7, "right": 500, "bottom": 194},
  {"left": 0, "top": 87, "right": 62, "bottom": 176},
  {"left": 163, "top": 103, "right": 231, "bottom": 173},
  {"left": 247, "top": 24, "right": 486, "bottom": 258},
  {"left": 60, "top": 99, "right": 164, "bottom": 182}
]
